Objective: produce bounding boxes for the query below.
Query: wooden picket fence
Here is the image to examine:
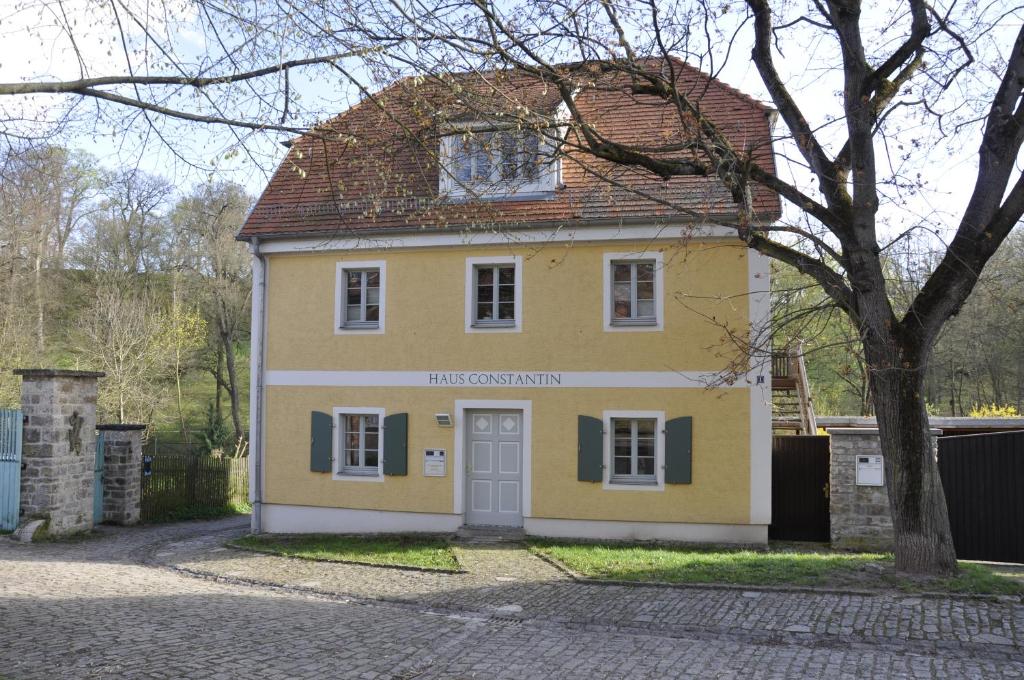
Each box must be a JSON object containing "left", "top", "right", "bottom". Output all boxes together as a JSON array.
[{"left": 141, "top": 453, "right": 249, "bottom": 523}]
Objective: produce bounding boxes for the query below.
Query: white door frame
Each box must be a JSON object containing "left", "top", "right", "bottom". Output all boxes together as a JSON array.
[{"left": 453, "top": 399, "right": 532, "bottom": 520}]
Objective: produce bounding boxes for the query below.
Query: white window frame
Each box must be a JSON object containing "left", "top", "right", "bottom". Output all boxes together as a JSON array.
[
  {"left": 603, "top": 251, "right": 664, "bottom": 332},
  {"left": 332, "top": 406, "right": 386, "bottom": 482},
  {"left": 465, "top": 255, "right": 522, "bottom": 333},
  {"left": 439, "top": 127, "right": 560, "bottom": 200},
  {"left": 602, "top": 410, "right": 665, "bottom": 491},
  {"left": 335, "top": 260, "right": 386, "bottom": 335}
]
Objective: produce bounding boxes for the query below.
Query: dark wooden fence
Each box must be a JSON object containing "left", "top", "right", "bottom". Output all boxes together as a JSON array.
[
  {"left": 141, "top": 454, "right": 249, "bottom": 522},
  {"left": 938, "top": 431, "right": 1024, "bottom": 564},
  {"left": 769, "top": 435, "right": 831, "bottom": 542}
]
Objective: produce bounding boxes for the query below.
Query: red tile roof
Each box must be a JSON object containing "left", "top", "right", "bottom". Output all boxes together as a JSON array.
[{"left": 239, "top": 59, "right": 780, "bottom": 240}]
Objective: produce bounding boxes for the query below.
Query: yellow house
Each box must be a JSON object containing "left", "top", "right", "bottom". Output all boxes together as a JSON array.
[{"left": 239, "top": 61, "right": 779, "bottom": 543}]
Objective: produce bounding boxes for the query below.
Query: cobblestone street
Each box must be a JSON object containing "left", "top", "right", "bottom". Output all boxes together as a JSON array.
[{"left": 1, "top": 518, "right": 1023, "bottom": 679}]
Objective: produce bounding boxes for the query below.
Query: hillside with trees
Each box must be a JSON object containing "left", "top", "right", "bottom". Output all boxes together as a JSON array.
[
  {"left": 775, "top": 230, "right": 1024, "bottom": 417},
  {"left": 0, "top": 144, "right": 252, "bottom": 454}
]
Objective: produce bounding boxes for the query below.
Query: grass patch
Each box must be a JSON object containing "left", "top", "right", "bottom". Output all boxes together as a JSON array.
[
  {"left": 530, "top": 541, "right": 1024, "bottom": 594},
  {"left": 144, "top": 501, "right": 251, "bottom": 524},
  {"left": 897, "top": 562, "right": 1024, "bottom": 596},
  {"left": 230, "top": 533, "right": 460, "bottom": 572},
  {"left": 531, "top": 541, "right": 884, "bottom": 586}
]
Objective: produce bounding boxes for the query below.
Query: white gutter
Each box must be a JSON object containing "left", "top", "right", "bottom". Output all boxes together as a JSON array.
[{"left": 248, "top": 238, "right": 267, "bottom": 533}]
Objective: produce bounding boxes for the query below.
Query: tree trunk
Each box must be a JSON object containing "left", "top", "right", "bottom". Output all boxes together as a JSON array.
[
  {"left": 220, "top": 330, "right": 243, "bottom": 443},
  {"left": 866, "top": 336, "right": 958, "bottom": 575},
  {"left": 33, "top": 252, "right": 44, "bottom": 353},
  {"left": 214, "top": 345, "right": 224, "bottom": 424}
]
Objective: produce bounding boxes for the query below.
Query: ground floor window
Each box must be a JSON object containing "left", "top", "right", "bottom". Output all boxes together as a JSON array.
[
  {"left": 611, "top": 417, "right": 658, "bottom": 484},
  {"left": 340, "top": 412, "right": 380, "bottom": 476}
]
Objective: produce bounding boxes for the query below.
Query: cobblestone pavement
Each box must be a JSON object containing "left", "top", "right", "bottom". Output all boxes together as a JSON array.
[{"left": 1, "top": 519, "right": 1023, "bottom": 679}]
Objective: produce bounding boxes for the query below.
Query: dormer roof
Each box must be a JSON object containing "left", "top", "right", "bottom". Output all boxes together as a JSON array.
[{"left": 239, "top": 58, "right": 780, "bottom": 240}]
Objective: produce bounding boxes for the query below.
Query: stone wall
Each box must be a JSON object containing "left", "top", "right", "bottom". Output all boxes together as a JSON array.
[
  {"left": 15, "top": 369, "right": 104, "bottom": 535},
  {"left": 98, "top": 425, "right": 144, "bottom": 525},
  {"left": 828, "top": 427, "right": 940, "bottom": 551}
]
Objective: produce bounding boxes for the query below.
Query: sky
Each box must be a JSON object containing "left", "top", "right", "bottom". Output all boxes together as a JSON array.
[{"left": 0, "top": 0, "right": 1018, "bottom": 249}]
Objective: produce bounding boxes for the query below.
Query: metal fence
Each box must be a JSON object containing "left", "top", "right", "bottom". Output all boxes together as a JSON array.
[
  {"left": 938, "top": 430, "right": 1024, "bottom": 564},
  {"left": 141, "top": 453, "right": 249, "bottom": 523}
]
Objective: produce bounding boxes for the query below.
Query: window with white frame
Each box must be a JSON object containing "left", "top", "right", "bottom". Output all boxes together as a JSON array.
[
  {"left": 611, "top": 417, "right": 658, "bottom": 484},
  {"left": 465, "top": 256, "right": 522, "bottom": 332},
  {"left": 474, "top": 264, "right": 516, "bottom": 326},
  {"left": 442, "top": 128, "right": 557, "bottom": 199},
  {"left": 339, "top": 412, "right": 380, "bottom": 476},
  {"left": 335, "top": 261, "right": 386, "bottom": 334},
  {"left": 611, "top": 260, "right": 656, "bottom": 324},
  {"left": 603, "top": 252, "right": 663, "bottom": 332}
]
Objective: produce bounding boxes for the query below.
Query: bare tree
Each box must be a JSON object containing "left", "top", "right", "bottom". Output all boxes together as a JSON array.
[
  {"left": 74, "top": 275, "right": 204, "bottom": 424},
  {"left": 76, "top": 169, "right": 173, "bottom": 274},
  {"left": 171, "top": 181, "right": 253, "bottom": 443}
]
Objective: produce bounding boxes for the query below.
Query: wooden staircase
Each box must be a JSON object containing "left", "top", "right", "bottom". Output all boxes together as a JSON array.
[{"left": 772, "top": 344, "right": 817, "bottom": 435}]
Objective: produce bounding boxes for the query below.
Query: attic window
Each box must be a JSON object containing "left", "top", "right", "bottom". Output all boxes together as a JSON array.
[{"left": 442, "top": 128, "right": 557, "bottom": 200}]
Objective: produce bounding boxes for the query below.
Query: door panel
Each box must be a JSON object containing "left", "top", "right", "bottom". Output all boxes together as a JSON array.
[
  {"left": 472, "top": 442, "right": 493, "bottom": 473},
  {"left": 466, "top": 411, "right": 523, "bottom": 527},
  {"left": 498, "top": 442, "right": 520, "bottom": 474}
]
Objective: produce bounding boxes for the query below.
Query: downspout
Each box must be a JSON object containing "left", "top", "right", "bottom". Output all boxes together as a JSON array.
[{"left": 248, "top": 237, "right": 267, "bottom": 533}]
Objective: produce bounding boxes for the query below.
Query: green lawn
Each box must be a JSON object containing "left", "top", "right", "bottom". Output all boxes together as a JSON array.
[
  {"left": 529, "top": 541, "right": 1024, "bottom": 595},
  {"left": 230, "top": 533, "right": 461, "bottom": 571}
]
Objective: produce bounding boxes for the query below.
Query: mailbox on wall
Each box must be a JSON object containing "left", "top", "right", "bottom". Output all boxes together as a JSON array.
[
  {"left": 423, "top": 449, "right": 446, "bottom": 477},
  {"left": 856, "top": 455, "right": 884, "bottom": 486}
]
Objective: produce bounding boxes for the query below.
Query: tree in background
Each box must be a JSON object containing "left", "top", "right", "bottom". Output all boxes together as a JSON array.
[
  {"left": 777, "top": 230, "right": 1024, "bottom": 418},
  {"left": 171, "top": 181, "right": 252, "bottom": 443},
  {"left": 0, "top": 143, "right": 251, "bottom": 438},
  {"left": 74, "top": 276, "right": 205, "bottom": 423}
]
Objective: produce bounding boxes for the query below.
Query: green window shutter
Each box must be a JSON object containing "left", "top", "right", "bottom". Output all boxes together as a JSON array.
[
  {"left": 310, "top": 411, "right": 333, "bottom": 473},
  {"left": 577, "top": 415, "right": 604, "bottom": 482},
  {"left": 382, "top": 413, "right": 408, "bottom": 476},
  {"left": 665, "top": 416, "right": 693, "bottom": 484}
]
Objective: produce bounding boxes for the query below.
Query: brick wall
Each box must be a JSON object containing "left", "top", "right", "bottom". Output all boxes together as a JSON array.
[
  {"left": 827, "top": 427, "right": 940, "bottom": 552},
  {"left": 16, "top": 369, "right": 103, "bottom": 535},
  {"left": 98, "top": 425, "right": 144, "bottom": 525}
]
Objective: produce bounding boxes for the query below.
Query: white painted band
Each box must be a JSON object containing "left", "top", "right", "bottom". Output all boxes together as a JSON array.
[
  {"left": 260, "top": 504, "right": 463, "bottom": 534},
  {"left": 259, "top": 504, "right": 767, "bottom": 543},
  {"left": 265, "top": 370, "right": 757, "bottom": 390}
]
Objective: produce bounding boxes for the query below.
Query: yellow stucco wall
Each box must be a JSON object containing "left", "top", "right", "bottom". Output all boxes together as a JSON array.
[
  {"left": 260, "top": 239, "right": 756, "bottom": 525},
  {"left": 265, "top": 241, "right": 751, "bottom": 372},
  {"left": 263, "top": 386, "right": 751, "bottom": 524}
]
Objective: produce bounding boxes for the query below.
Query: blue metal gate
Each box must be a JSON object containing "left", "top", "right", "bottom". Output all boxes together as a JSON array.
[
  {"left": 94, "top": 431, "right": 105, "bottom": 524},
  {"left": 0, "top": 409, "right": 23, "bottom": 531}
]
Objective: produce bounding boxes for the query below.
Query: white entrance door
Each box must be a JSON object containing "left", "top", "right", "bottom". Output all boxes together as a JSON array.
[{"left": 465, "top": 411, "right": 523, "bottom": 527}]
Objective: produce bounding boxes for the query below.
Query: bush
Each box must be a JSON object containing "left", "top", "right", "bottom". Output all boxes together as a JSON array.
[{"left": 968, "top": 403, "right": 1020, "bottom": 418}]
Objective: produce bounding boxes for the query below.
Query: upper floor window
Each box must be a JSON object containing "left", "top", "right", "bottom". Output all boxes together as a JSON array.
[
  {"left": 441, "top": 128, "right": 558, "bottom": 200},
  {"left": 603, "top": 252, "right": 664, "bottom": 332},
  {"left": 612, "top": 261, "right": 656, "bottom": 324},
  {"left": 335, "top": 261, "right": 386, "bottom": 334},
  {"left": 465, "top": 255, "right": 522, "bottom": 333},
  {"left": 474, "top": 264, "right": 516, "bottom": 326}
]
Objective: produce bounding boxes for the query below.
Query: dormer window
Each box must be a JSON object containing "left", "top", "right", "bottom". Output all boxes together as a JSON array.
[{"left": 441, "top": 127, "right": 558, "bottom": 200}]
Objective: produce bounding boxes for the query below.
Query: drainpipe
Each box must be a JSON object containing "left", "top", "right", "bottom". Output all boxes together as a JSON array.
[{"left": 248, "top": 238, "right": 267, "bottom": 533}]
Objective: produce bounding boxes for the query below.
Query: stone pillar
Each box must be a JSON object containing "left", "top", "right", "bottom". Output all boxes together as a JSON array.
[
  {"left": 827, "top": 427, "right": 941, "bottom": 551},
  {"left": 15, "top": 369, "right": 104, "bottom": 536},
  {"left": 97, "top": 424, "right": 145, "bottom": 525}
]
